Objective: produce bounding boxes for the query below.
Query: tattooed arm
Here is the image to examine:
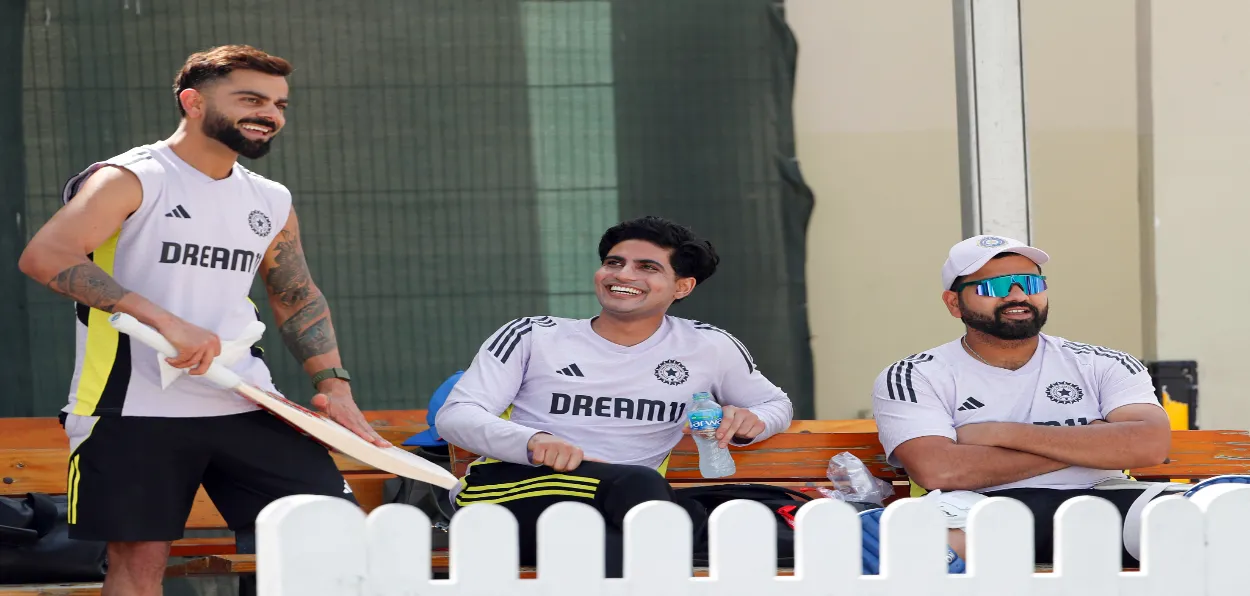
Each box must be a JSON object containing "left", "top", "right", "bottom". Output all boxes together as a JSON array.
[
  {"left": 259, "top": 206, "right": 389, "bottom": 446},
  {"left": 19, "top": 165, "right": 222, "bottom": 373},
  {"left": 258, "top": 206, "right": 341, "bottom": 376}
]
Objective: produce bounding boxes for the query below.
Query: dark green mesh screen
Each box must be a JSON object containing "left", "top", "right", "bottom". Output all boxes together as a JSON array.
[{"left": 5, "top": 0, "right": 815, "bottom": 418}]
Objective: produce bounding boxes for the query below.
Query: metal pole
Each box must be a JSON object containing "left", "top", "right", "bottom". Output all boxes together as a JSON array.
[{"left": 953, "top": 0, "right": 1032, "bottom": 242}]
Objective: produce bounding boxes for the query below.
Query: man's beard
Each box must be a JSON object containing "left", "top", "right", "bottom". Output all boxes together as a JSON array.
[
  {"left": 960, "top": 298, "right": 1048, "bottom": 340},
  {"left": 202, "top": 107, "right": 274, "bottom": 160}
]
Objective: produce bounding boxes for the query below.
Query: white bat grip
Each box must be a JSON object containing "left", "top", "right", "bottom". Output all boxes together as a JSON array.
[{"left": 108, "top": 313, "right": 243, "bottom": 390}]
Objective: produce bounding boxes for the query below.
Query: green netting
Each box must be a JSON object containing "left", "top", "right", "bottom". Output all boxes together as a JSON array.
[{"left": 5, "top": 0, "right": 815, "bottom": 418}]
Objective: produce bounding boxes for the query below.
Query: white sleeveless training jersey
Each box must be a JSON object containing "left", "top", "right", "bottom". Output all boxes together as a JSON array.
[
  {"left": 436, "top": 315, "right": 795, "bottom": 473},
  {"left": 871, "top": 333, "right": 1164, "bottom": 492},
  {"left": 61, "top": 140, "right": 291, "bottom": 418}
]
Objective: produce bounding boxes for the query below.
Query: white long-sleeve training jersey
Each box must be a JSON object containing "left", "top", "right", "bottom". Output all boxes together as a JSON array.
[{"left": 437, "top": 315, "right": 794, "bottom": 471}]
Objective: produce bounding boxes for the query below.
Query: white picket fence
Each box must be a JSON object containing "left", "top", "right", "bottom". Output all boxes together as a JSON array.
[{"left": 253, "top": 485, "right": 1250, "bottom": 595}]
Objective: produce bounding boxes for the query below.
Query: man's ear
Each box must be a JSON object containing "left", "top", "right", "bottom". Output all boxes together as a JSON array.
[
  {"left": 942, "top": 290, "right": 962, "bottom": 319},
  {"left": 179, "top": 88, "right": 205, "bottom": 119},
  {"left": 674, "top": 277, "right": 696, "bottom": 300}
]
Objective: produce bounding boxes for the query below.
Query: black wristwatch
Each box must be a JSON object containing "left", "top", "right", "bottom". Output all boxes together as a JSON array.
[{"left": 311, "top": 367, "right": 351, "bottom": 389}]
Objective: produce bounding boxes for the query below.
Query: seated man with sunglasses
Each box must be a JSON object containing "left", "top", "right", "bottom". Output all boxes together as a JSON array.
[{"left": 865, "top": 235, "right": 1179, "bottom": 572}]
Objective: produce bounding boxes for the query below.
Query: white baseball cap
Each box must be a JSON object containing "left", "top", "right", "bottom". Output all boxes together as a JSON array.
[{"left": 941, "top": 235, "right": 1050, "bottom": 291}]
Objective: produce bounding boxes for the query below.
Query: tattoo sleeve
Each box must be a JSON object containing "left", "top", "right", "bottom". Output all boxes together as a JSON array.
[
  {"left": 266, "top": 229, "right": 338, "bottom": 362},
  {"left": 46, "top": 262, "right": 130, "bottom": 312},
  {"left": 279, "top": 296, "right": 337, "bottom": 362}
]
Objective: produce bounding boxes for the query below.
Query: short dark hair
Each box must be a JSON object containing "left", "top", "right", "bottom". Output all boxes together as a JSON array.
[
  {"left": 949, "top": 251, "right": 1043, "bottom": 291},
  {"left": 173, "top": 45, "right": 294, "bottom": 116},
  {"left": 597, "top": 216, "right": 720, "bottom": 286}
]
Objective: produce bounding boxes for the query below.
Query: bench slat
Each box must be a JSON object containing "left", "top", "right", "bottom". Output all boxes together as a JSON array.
[
  {"left": 169, "top": 536, "right": 238, "bottom": 557},
  {"left": 164, "top": 554, "right": 256, "bottom": 577},
  {"left": 1, "top": 449, "right": 68, "bottom": 495},
  {"left": 0, "top": 419, "right": 69, "bottom": 449},
  {"left": 785, "top": 420, "right": 877, "bottom": 432},
  {"left": 167, "top": 552, "right": 801, "bottom": 580},
  {"left": 0, "top": 430, "right": 428, "bottom": 495},
  {"left": 1126, "top": 429, "right": 1250, "bottom": 478},
  {"left": 451, "top": 428, "right": 1250, "bottom": 484},
  {"left": 663, "top": 432, "right": 901, "bottom": 481},
  {"left": 0, "top": 410, "right": 427, "bottom": 450},
  {"left": 449, "top": 432, "right": 901, "bottom": 480},
  {"left": 0, "top": 585, "right": 103, "bottom": 595},
  {"left": 1, "top": 445, "right": 417, "bottom": 496}
]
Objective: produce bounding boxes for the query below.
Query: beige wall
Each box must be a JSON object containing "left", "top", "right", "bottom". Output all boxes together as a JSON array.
[
  {"left": 788, "top": 0, "right": 964, "bottom": 419},
  {"left": 1020, "top": 0, "right": 1144, "bottom": 357},
  {"left": 792, "top": 0, "right": 1249, "bottom": 430},
  {"left": 1147, "top": 0, "right": 1250, "bottom": 431}
]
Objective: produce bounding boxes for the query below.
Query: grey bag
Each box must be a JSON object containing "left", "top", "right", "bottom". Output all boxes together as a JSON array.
[{"left": 383, "top": 446, "right": 454, "bottom": 549}]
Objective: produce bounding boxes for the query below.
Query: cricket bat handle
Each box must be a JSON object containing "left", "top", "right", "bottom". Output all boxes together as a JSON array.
[{"left": 108, "top": 313, "right": 243, "bottom": 390}]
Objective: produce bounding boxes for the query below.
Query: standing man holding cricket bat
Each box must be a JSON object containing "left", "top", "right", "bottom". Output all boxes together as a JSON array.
[{"left": 18, "top": 45, "right": 388, "bottom": 596}]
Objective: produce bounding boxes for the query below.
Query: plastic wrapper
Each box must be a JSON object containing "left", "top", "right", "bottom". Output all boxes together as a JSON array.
[{"left": 816, "top": 451, "right": 894, "bottom": 505}]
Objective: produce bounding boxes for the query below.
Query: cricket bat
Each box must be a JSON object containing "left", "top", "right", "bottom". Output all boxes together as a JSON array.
[{"left": 108, "top": 312, "right": 459, "bottom": 489}]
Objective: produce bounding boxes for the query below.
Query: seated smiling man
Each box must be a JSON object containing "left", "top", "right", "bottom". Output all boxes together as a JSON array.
[
  {"left": 436, "top": 215, "right": 794, "bottom": 576},
  {"left": 869, "top": 235, "right": 1178, "bottom": 571}
]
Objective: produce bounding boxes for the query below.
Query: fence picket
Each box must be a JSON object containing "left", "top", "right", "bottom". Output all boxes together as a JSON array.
[
  {"left": 877, "top": 498, "right": 949, "bottom": 595},
  {"left": 784, "top": 499, "right": 862, "bottom": 594},
  {"left": 253, "top": 486, "right": 1250, "bottom": 595},
  {"left": 365, "top": 503, "right": 432, "bottom": 595},
  {"left": 536, "top": 501, "right": 606, "bottom": 594},
  {"left": 255, "top": 495, "right": 367, "bottom": 596},
  {"left": 965, "top": 497, "right": 1034, "bottom": 596},
  {"left": 622, "top": 501, "right": 692, "bottom": 594},
  {"left": 1132, "top": 496, "right": 1204, "bottom": 596},
  {"left": 706, "top": 499, "right": 778, "bottom": 593},
  {"left": 1047, "top": 496, "right": 1122, "bottom": 596},
  {"left": 1197, "top": 485, "right": 1250, "bottom": 596},
  {"left": 446, "top": 502, "right": 519, "bottom": 595}
]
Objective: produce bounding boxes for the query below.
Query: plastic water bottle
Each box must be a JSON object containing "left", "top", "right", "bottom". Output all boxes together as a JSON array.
[{"left": 687, "top": 392, "right": 737, "bottom": 478}]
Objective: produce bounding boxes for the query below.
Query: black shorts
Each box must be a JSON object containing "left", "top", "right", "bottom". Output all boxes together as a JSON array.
[
  {"left": 982, "top": 485, "right": 1172, "bottom": 566},
  {"left": 65, "top": 410, "right": 357, "bottom": 543},
  {"left": 455, "top": 460, "right": 688, "bottom": 576}
]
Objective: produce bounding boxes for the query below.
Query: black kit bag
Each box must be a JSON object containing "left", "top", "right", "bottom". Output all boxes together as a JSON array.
[
  {"left": 0, "top": 492, "right": 108, "bottom": 583},
  {"left": 382, "top": 445, "right": 454, "bottom": 550},
  {"left": 675, "top": 483, "right": 878, "bottom": 568}
]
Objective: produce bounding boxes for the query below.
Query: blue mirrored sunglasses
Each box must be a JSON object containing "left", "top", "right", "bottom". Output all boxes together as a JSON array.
[{"left": 955, "top": 273, "right": 1047, "bottom": 298}]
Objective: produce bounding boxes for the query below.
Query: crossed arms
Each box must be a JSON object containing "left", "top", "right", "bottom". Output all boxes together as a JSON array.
[{"left": 890, "top": 403, "right": 1172, "bottom": 491}]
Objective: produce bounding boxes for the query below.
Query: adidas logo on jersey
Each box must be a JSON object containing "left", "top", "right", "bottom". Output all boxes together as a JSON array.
[
  {"left": 556, "top": 363, "right": 585, "bottom": 377},
  {"left": 165, "top": 205, "right": 191, "bottom": 219},
  {"left": 957, "top": 397, "right": 985, "bottom": 411}
]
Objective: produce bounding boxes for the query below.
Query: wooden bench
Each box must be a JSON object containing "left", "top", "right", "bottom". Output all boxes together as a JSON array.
[
  {"left": 5, "top": 419, "right": 1249, "bottom": 590},
  {"left": 153, "top": 423, "right": 1250, "bottom": 581},
  {"left": 447, "top": 424, "right": 1250, "bottom": 577},
  {"left": 0, "top": 410, "right": 432, "bottom": 595}
]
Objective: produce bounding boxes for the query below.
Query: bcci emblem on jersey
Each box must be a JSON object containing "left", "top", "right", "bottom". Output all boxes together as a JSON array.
[
  {"left": 655, "top": 359, "right": 689, "bottom": 386},
  {"left": 248, "top": 210, "right": 273, "bottom": 237},
  {"left": 1045, "top": 381, "right": 1084, "bottom": 405}
]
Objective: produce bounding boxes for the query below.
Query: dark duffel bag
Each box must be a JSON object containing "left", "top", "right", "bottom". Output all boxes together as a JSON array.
[{"left": 0, "top": 492, "right": 107, "bottom": 583}]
